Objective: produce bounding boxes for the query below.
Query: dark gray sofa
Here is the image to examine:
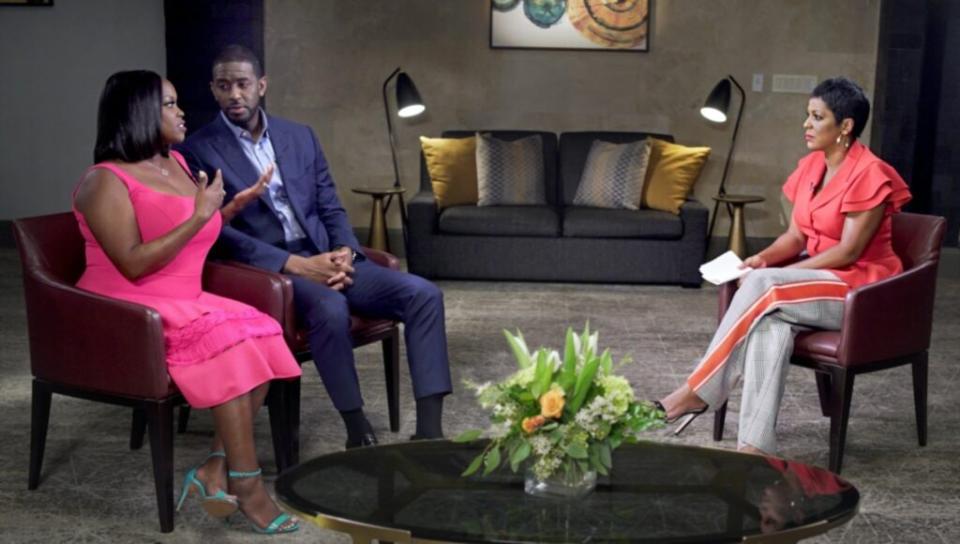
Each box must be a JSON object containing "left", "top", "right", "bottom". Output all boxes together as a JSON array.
[{"left": 407, "top": 130, "right": 708, "bottom": 286}]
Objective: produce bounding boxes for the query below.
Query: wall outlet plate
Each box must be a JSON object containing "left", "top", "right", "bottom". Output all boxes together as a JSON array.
[
  {"left": 752, "top": 73, "right": 763, "bottom": 92},
  {"left": 771, "top": 74, "right": 818, "bottom": 93}
]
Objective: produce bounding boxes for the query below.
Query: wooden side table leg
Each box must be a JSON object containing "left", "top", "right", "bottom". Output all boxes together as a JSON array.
[
  {"left": 729, "top": 203, "right": 747, "bottom": 258},
  {"left": 368, "top": 196, "right": 389, "bottom": 252}
]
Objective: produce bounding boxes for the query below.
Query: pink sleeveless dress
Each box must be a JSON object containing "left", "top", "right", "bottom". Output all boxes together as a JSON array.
[{"left": 72, "top": 151, "right": 300, "bottom": 408}]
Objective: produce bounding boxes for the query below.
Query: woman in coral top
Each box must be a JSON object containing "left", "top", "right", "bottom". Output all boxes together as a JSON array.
[
  {"left": 655, "top": 77, "right": 911, "bottom": 456},
  {"left": 73, "top": 71, "right": 300, "bottom": 534}
]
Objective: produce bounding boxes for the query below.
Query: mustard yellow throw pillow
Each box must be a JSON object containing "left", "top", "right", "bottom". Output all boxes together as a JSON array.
[
  {"left": 641, "top": 138, "right": 711, "bottom": 214},
  {"left": 420, "top": 136, "right": 478, "bottom": 209}
]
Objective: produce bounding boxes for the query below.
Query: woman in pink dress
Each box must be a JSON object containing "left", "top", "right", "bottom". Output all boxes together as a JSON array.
[
  {"left": 73, "top": 70, "right": 301, "bottom": 534},
  {"left": 655, "top": 77, "right": 911, "bottom": 456}
]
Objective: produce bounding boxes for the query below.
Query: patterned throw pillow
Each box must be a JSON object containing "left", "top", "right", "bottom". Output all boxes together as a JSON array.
[
  {"left": 476, "top": 133, "right": 546, "bottom": 206},
  {"left": 573, "top": 139, "right": 651, "bottom": 210}
]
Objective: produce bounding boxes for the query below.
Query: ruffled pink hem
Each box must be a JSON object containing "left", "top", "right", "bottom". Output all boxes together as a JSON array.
[
  {"left": 170, "top": 334, "right": 301, "bottom": 408},
  {"left": 165, "top": 308, "right": 284, "bottom": 366}
]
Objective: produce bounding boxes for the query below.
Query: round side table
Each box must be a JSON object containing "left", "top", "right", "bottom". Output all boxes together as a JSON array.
[
  {"left": 351, "top": 186, "right": 405, "bottom": 252},
  {"left": 713, "top": 193, "right": 765, "bottom": 258}
]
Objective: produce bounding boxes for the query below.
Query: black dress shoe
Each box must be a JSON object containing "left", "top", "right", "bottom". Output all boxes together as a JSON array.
[{"left": 345, "top": 432, "right": 379, "bottom": 449}]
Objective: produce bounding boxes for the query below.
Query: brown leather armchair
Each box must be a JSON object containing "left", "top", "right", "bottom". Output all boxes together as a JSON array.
[
  {"left": 711, "top": 212, "right": 946, "bottom": 473},
  {"left": 14, "top": 212, "right": 299, "bottom": 533},
  {"left": 173, "top": 248, "right": 402, "bottom": 468}
]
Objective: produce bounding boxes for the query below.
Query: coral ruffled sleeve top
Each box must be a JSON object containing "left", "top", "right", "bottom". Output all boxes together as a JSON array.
[{"left": 782, "top": 140, "right": 912, "bottom": 289}]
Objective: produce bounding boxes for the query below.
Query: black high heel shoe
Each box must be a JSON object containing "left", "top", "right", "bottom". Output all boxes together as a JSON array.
[{"left": 653, "top": 401, "right": 709, "bottom": 436}]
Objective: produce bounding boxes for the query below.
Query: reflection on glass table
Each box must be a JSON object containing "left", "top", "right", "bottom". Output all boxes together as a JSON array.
[{"left": 276, "top": 440, "right": 858, "bottom": 543}]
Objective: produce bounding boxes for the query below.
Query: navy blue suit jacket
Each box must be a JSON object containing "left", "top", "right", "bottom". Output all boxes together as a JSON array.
[{"left": 179, "top": 114, "right": 359, "bottom": 271}]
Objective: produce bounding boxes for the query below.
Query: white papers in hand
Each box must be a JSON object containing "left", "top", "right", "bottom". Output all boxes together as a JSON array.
[{"left": 700, "top": 250, "right": 752, "bottom": 285}]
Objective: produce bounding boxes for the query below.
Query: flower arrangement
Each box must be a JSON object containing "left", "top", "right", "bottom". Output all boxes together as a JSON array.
[{"left": 455, "top": 325, "right": 664, "bottom": 490}]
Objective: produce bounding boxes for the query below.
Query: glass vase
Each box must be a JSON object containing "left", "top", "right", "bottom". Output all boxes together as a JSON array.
[{"left": 524, "top": 464, "right": 597, "bottom": 499}]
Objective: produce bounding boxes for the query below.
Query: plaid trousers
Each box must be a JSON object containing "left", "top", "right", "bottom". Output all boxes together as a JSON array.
[{"left": 688, "top": 268, "right": 849, "bottom": 453}]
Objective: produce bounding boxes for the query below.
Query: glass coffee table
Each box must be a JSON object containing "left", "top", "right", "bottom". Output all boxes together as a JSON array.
[{"left": 276, "top": 440, "right": 858, "bottom": 543}]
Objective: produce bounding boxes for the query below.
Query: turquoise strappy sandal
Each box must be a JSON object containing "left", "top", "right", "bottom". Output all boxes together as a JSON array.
[
  {"left": 228, "top": 467, "right": 300, "bottom": 535},
  {"left": 176, "top": 451, "right": 239, "bottom": 518}
]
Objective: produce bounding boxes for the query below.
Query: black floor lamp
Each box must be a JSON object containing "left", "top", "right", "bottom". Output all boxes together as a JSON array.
[
  {"left": 701, "top": 75, "right": 745, "bottom": 242},
  {"left": 381, "top": 67, "right": 426, "bottom": 248}
]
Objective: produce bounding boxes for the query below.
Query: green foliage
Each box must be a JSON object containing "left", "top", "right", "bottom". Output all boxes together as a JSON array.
[{"left": 460, "top": 324, "right": 665, "bottom": 481}]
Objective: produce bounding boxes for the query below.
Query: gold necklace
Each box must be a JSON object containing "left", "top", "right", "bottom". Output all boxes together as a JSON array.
[{"left": 144, "top": 159, "right": 169, "bottom": 177}]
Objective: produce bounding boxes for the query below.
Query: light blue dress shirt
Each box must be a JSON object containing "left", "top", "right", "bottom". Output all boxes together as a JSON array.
[{"left": 221, "top": 110, "right": 308, "bottom": 243}]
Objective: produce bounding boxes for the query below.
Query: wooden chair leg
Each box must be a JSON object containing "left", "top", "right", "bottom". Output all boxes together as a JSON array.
[
  {"left": 145, "top": 399, "right": 175, "bottom": 533},
  {"left": 287, "top": 378, "right": 301, "bottom": 466},
  {"left": 912, "top": 351, "right": 928, "bottom": 447},
  {"left": 28, "top": 379, "right": 52, "bottom": 490},
  {"left": 177, "top": 405, "right": 192, "bottom": 434},
  {"left": 383, "top": 329, "right": 401, "bottom": 433},
  {"left": 827, "top": 367, "right": 855, "bottom": 474},
  {"left": 713, "top": 400, "right": 727, "bottom": 441},
  {"left": 130, "top": 408, "right": 147, "bottom": 450},
  {"left": 814, "top": 372, "right": 833, "bottom": 417},
  {"left": 267, "top": 378, "right": 301, "bottom": 472}
]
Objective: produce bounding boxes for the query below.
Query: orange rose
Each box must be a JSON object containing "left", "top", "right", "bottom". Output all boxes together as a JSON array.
[
  {"left": 539, "top": 388, "right": 565, "bottom": 419},
  {"left": 521, "top": 415, "right": 546, "bottom": 434}
]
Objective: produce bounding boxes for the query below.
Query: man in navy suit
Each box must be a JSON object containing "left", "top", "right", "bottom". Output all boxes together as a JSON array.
[{"left": 181, "top": 45, "right": 451, "bottom": 448}]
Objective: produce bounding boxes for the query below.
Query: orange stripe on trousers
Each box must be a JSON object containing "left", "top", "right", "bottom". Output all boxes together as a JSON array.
[{"left": 687, "top": 280, "right": 850, "bottom": 392}]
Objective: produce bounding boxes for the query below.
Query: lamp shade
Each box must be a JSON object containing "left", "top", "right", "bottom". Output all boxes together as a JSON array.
[
  {"left": 395, "top": 72, "right": 425, "bottom": 118},
  {"left": 700, "top": 78, "right": 732, "bottom": 123}
]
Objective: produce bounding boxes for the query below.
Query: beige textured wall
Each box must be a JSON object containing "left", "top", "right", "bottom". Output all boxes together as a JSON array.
[{"left": 265, "top": 0, "right": 880, "bottom": 237}]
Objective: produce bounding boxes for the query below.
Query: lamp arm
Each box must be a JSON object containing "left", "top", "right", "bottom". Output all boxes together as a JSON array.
[
  {"left": 716, "top": 75, "right": 746, "bottom": 196},
  {"left": 383, "top": 67, "right": 402, "bottom": 187}
]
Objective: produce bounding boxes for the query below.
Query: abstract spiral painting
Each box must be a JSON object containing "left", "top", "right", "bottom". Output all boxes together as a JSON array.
[{"left": 491, "top": 0, "right": 650, "bottom": 51}]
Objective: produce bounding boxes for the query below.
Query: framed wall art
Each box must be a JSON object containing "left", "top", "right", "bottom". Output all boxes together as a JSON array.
[{"left": 490, "top": 0, "right": 650, "bottom": 52}]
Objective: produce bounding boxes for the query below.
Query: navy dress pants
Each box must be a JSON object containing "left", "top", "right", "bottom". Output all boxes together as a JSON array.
[{"left": 289, "top": 258, "right": 452, "bottom": 411}]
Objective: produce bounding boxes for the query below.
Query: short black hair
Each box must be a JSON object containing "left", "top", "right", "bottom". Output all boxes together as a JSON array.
[
  {"left": 93, "top": 70, "right": 166, "bottom": 164},
  {"left": 810, "top": 77, "right": 870, "bottom": 140},
  {"left": 212, "top": 44, "right": 263, "bottom": 78}
]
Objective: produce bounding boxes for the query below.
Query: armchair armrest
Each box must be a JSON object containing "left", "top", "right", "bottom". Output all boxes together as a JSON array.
[
  {"left": 203, "top": 261, "right": 292, "bottom": 323},
  {"left": 837, "top": 261, "right": 938, "bottom": 364},
  {"left": 408, "top": 191, "right": 439, "bottom": 238},
  {"left": 361, "top": 247, "right": 400, "bottom": 270},
  {"left": 22, "top": 271, "right": 170, "bottom": 399},
  {"left": 203, "top": 261, "right": 297, "bottom": 345}
]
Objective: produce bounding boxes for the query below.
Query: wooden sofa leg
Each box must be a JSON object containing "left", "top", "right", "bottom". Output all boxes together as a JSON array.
[
  {"left": 828, "top": 367, "right": 855, "bottom": 474},
  {"left": 912, "top": 351, "right": 928, "bottom": 447},
  {"left": 29, "top": 379, "right": 52, "bottom": 490},
  {"left": 383, "top": 329, "right": 401, "bottom": 433},
  {"left": 145, "top": 399, "right": 175, "bottom": 533}
]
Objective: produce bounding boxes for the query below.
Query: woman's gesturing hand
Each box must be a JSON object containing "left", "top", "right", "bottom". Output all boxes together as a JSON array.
[
  {"left": 220, "top": 164, "right": 273, "bottom": 221},
  {"left": 194, "top": 169, "right": 225, "bottom": 221}
]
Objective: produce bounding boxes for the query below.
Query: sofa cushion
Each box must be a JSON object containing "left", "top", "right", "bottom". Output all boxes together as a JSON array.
[
  {"left": 476, "top": 133, "right": 546, "bottom": 206},
  {"left": 642, "top": 138, "right": 711, "bottom": 214},
  {"left": 438, "top": 205, "right": 560, "bottom": 237},
  {"left": 562, "top": 206, "right": 683, "bottom": 239},
  {"left": 420, "top": 136, "right": 478, "bottom": 209},
  {"left": 573, "top": 139, "right": 651, "bottom": 210}
]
